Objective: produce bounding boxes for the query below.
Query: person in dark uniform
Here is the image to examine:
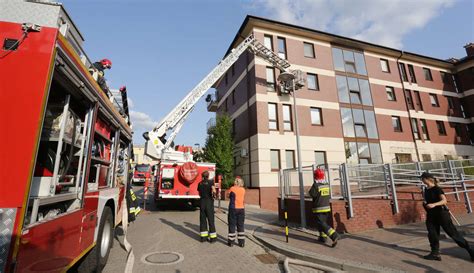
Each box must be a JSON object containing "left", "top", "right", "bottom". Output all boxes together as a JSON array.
[
  {"left": 309, "top": 168, "right": 340, "bottom": 247},
  {"left": 89, "top": 58, "right": 112, "bottom": 93},
  {"left": 197, "top": 171, "right": 217, "bottom": 243},
  {"left": 227, "top": 176, "right": 246, "bottom": 247},
  {"left": 421, "top": 172, "right": 474, "bottom": 261}
]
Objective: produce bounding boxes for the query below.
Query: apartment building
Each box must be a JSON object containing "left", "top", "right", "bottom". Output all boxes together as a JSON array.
[{"left": 209, "top": 15, "right": 474, "bottom": 210}]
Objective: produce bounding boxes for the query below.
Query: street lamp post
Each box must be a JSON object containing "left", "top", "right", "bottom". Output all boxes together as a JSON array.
[{"left": 278, "top": 72, "right": 306, "bottom": 228}]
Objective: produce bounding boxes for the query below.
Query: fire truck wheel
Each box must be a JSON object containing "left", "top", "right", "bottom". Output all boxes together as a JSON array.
[{"left": 97, "top": 206, "right": 114, "bottom": 269}]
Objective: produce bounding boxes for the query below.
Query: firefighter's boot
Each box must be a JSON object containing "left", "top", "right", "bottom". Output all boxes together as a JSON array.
[
  {"left": 238, "top": 240, "right": 245, "bottom": 248},
  {"left": 467, "top": 248, "right": 474, "bottom": 262},
  {"left": 423, "top": 252, "right": 442, "bottom": 261},
  {"left": 329, "top": 230, "right": 340, "bottom": 248},
  {"left": 227, "top": 239, "right": 233, "bottom": 247},
  {"left": 210, "top": 237, "right": 217, "bottom": 244},
  {"left": 318, "top": 232, "right": 327, "bottom": 243},
  {"left": 201, "top": 237, "right": 207, "bottom": 243}
]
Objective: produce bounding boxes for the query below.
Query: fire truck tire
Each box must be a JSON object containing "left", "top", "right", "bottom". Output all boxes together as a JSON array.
[
  {"left": 97, "top": 206, "right": 114, "bottom": 269},
  {"left": 75, "top": 207, "right": 113, "bottom": 272}
]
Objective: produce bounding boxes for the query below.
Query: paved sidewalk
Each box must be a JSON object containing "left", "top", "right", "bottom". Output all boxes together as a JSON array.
[{"left": 237, "top": 200, "right": 474, "bottom": 273}]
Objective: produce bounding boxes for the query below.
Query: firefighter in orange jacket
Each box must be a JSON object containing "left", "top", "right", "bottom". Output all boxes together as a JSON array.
[
  {"left": 309, "top": 168, "right": 340, "bottom": 247},
  {"left": 227, "top": 176, "right": 246, "bottom": 247}
]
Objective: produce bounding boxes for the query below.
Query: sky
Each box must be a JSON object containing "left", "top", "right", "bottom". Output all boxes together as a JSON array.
[{"left": 61, "top": 0, "right": 474, "bottom": 146}]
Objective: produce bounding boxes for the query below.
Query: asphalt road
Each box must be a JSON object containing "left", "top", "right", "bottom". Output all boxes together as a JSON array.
[{"left": 102, "top": 187, "right": 282, "bottom": 273}]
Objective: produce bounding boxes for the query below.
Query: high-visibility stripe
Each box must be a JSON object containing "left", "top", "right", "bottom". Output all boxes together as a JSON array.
[
  {"left": 320, "top": 233, "right": 328, "bottom": 238},
  {"left": 200, "top": 231, "right": 209, "bottom": 237},
  {"left": 209, "top": 232, "right": 217, "bottom": 238},
  {"left": 237, "top": 232, "right": 245, "bottom": 235},
  {"left": 328, "top": 229, "right": 335, "bottom": 236},
  {"left": 312, "top": 206, "right": 331, "bottom": 213}
]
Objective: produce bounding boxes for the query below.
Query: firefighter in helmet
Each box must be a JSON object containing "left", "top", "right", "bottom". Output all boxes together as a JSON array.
[
  {"left": 197, "top": 171, "right": 217, "bottom": 243},
  {"left": 309, "top": 168, "right": 340, "bottom": 247},
  {"left": 89, "top": 58, "right": 112, "bottom": 93}
]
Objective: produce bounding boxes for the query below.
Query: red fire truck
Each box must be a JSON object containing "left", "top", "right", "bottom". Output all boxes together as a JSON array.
[
  {"left": 132, "top": 164, "right": 153, "bottom": 185},
  {"left": 1, "top": 1, "right": 133, "bottom": 272}
]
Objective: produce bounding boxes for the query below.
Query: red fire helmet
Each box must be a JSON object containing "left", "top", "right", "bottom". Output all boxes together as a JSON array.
[
  {"left": 314, "top": 168, "right": 325, "bottom": 180},
  {"left": 100, "top": 58, "right": 112, "bottom": 69}
]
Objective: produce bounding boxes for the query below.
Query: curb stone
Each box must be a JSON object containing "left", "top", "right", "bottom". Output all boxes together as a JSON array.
[{"left": 252, "top": 225, "right": 406, "bottom": 273}]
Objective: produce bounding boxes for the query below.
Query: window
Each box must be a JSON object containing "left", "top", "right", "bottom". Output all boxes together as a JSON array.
[
  {"left": 423, "top": 67, "right": 433, "bottom": 81},
  {"left": 231, "top": 90, "right": 235, "bottom": 105},
  {"left": 395, "top": 153, "right": 412, "bottom": 163},
  {"left": 341, "top": 108, "right": 355, "bottom": 137},
  {"left": 436, "top": 121, "right": 446, "bottom": 135},
  {"left": 307, "top": 73, "right": 319, "bottom": 90},
  {"left": 304, "top": 42, "right": 315, "bottom": 58},
  {"left": 277, "top": 37, "right": 287, "bottom": 59},
  {"left": 447, "top": 96, "right": 454, "bottom": 109},
  {"left": 332, "top": 48, "right": 367, "bottom": 75},
  {"left": 345, "top": 142, "right": 358, "bottom": 164},
  {"left": 405, "top": 89, "right": 414, "bottom": 109},
  {"left": 225, "top": 72, "right": 228, "bottom": 85},
  {"left": 231, "top": 64, "right": 235, "bottom": 76},
  {"left": 420, "top": 119, "right": 429, "bottom": 140},
  {"left": 270, "top": 150, "right": 280, "bottom": 171},
  {"left": 353, "top": 109, "right": 367, "bottom": 138},
  {"left": 392, "top": 116, "right": 402, "bottom": 132},
  {"left": 282, "top": 104, "right": 292, "bottom": 131},
  {"left": 411, "top": 118, "right": 420, "bottom": 140},
  {"left": 314, "top": 151, "right": 327, "bottom": 168},
  {"left": 336, "top": 75, "right": 350, "bottom": 103},
  {"left": 264, "top": 35, "right": 273, "bottom": 51},
  {"left": 369, "top": 143, "right": 383, "bottom": 163},
  {"left": 346, "top": 77, "right": 372, "bottom": 105},
  {"left": 386, "top": 86, "right": 396, "bottom": 101},
  {"left": 414, "top": 91, "right": 423, "bottom": 111},
  {"left": 380, "top": 59, "right": 390, "bottom": 72},
  {"left": 266, "top": 67, "right": 276, "bottom": 91},
  {"left": 429, "top": 94, "right": 439, "bottom": 107},
  {"left": 232, "top": 119, "right": 236, "bottom": 135},
  {"left": 364, "top": 110, "right": 378, "bottom": 138},
  {"left": 357, "top": 142, "right": 370, "bottom": 163},
  {"left": 440, "top": 71, "right": 450, "bottom": 84},
  {"left": 268, "top": 103, "right": 278, "bottom": 130},
  {"left": 399, "top": 63, "right": 408, "bottom": 82},
  {"left": 454, "top": 123, "right": 462, "bottom": 137},
  {"left": 310, "top": 107, "right": 322, "bottom": 125},
  {"left": 285, "top": 150, "right": 295, "bottom": 169},
  {"left": 422, "top": 154, "right": 432, "bottom": 161},
  {"left": 407, "top": 64, "right": 417, "bottom": 83}
]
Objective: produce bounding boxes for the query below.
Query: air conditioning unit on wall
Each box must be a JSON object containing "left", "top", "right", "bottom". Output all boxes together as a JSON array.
[{"left": 240, "top": 148, "right": 248, "bottom": 158}]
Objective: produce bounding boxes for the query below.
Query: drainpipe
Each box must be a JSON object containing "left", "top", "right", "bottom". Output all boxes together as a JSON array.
[
  {"left": 396, "top": 51, "right": 421, "bottom": 162},
  {"left": 246, "top": 48, "right": 253, "bottom": 189}
]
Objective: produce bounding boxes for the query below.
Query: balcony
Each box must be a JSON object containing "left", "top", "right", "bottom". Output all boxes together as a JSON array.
[{"left": 206, "top": 91, "right": 218, "bottom": 112}]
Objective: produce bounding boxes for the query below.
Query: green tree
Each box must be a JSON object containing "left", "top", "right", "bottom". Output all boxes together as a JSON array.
[{"left": 203, "top": 115, "right": 234, "bottom": 188}]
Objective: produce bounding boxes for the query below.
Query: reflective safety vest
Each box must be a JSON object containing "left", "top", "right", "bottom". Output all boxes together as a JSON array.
[{"left": 309, "top": 182, "right": 331, "bottom": 213}]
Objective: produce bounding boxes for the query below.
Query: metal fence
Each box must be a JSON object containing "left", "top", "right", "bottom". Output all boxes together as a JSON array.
[{"left": 280, "top": 159, "right": 474, "bottom": 220}]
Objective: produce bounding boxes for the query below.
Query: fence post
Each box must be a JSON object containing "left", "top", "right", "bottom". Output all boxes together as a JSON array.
[
  {"left": 415, "top": 161, "right": 422, "bottom": 176},
  {"left": 386, "top": 163, "right": 399, "bottom": 214},
  {"left": 383, "top": 165, "right": 390, "bottom": 200},
  {"left": 279, "top": 169, "right": 285, "bottom": 211},
  {"left": 342, "top": 163, "right": 354, "bottom": 218},
  {"left": 447, "top": 160, "right": 460, "bottom": 201},
  {"left": 461, "top": 173, "right": 472, "bottom": 214}
]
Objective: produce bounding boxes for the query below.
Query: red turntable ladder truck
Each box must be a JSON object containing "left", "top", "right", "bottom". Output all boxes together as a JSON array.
[
  {"left": 143, "top": 29, "right": 304, "bottom": 206},
  {"left": 0, "top": 1, "right": 133, "bottom": 272}
]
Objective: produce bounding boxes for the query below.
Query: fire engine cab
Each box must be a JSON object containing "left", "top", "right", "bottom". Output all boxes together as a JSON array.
[{"left": 0, "top": 1, "right": 133, "bottom": 272}]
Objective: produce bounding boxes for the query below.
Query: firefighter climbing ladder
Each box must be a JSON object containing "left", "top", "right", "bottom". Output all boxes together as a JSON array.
[{"left": 145, "top": 34, "right": 304, "bottom": 160}]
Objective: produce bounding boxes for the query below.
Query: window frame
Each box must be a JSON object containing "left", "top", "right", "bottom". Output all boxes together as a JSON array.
[
  {"left": 447, "top": 96, "right": 454, "bottom": 109},
  {"left": 411, "top": 118, "right": 420, "bottom": 140},
  {"left": 303, "top": 42, "right": 315, "bottom": 58},
  {"left": 429, "top": 93, "right": 439, "bottom": 107},
  {"left": 440, "top": 71, "right": 450, "bottom": 84},
  {"left": 420, "top": 119, "right": 429, "bottom": 140},
  {"left": 399, "top": 63, "right": 408, "bottom": 82},
  {"left": 266, "top": 66, "right": 276, "bottom": 92},
  {"left": 285, "top": 150, "right": 295, "bottom": 169},
  {"left": 307, "top": 73, "right": 319, "bottom": 91},
  {"left": 268, "top": 103, "right": 279, "bottom": 131},
  {"left": 436, "top": 120, "right": 447, "bottom": 135},
  {"left": 407, "top": 64, "right": 417, "bottom": 83},
  {"left": 314, "top": 151, "right": 327, "bottom": 168},
  {"left": 282, "top": 104, "right": 293, "bottom": 131},
  {"left": 423, "top": 67, "right": 433, "bottom": 81},
  {"left": 270, "top": 149, "right": 281, "bottom": 171},
  {"left": 380, "top": 58, "right": 390, "bottom": 73},
  {"left": 264, "top": 35, "right": 273, "bottom": 51},
  {"left": 277, "top": 37, "right": 287, "bottom": 59},
  {"left": 310, "top": 107, "right": 323, "bottom": 126},
  {"left": 386, "top": 86, "right": 396, "bottom": 101},
  {"left": 392, "top": 116, "right": 403, "bottom": 132}
]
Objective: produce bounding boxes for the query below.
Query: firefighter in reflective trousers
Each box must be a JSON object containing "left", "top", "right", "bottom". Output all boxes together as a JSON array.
[
  {"left": 309, "top": 168, "right": 340, "bottom": 247},
  {"left": 227, "top": 176, "right": 246, "bottom": 247},
  {"left": 198, "top": 171, "right": 217, "bottom": 243}
]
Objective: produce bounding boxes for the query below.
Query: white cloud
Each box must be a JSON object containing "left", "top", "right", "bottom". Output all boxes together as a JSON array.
[
  {"left": 252, "top": 0, "right": 455, "bottom": 48},
  {"left": 130, "top": 110, "right": 156, "bottom": 132}
]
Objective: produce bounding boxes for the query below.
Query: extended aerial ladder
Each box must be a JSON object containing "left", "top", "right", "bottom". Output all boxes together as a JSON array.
[{"left": 144, "top": 34, "right": 304, "bottom": 161}]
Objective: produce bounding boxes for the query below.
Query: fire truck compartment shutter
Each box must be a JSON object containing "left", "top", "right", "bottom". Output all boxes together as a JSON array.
[{"left": 179, "top": 162, "right": 199, "bottom": 185}]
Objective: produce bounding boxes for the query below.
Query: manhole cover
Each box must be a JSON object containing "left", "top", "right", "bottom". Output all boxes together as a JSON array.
[{"left": 141, "top": 251, "right": 184, "bottom": 266}]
